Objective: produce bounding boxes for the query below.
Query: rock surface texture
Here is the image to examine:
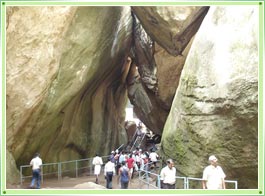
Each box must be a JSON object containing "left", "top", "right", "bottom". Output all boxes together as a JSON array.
[
  {"left": 6, "top": 6, "right": 132, "bottom": 173},
  {"left": 161, "top": 6, "right": 258, "bottom": 189},
  {"left": 6, "top": 6, "right": 259, "bottom": 189},
  {"left": 128, "top": 6, "right": 208, "bottom": 134}
]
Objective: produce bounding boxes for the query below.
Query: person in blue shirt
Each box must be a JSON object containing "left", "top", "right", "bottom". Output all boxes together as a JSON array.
[{"left": 117, "top": 161, "right": 129, "bottom": 189}]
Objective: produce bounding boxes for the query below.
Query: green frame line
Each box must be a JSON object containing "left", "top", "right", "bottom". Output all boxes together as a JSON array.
[
  {"left": 1, "top": 189, "right": 263, "bottom": 195},
  {"left": 0, "top": 1, "right": 263, "bottom": 6},
  {"left": 1, "top": 0, "right": 6, "bottom": 194},
  {"left": 258, "top": 0, "right": 264, "bottom": 195},
  {"left": 1, "top": 1, "right": 264, "bottom": 195}
]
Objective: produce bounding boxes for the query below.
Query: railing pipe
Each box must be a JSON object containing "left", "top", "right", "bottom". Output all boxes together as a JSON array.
[
  {"left": 146, "top": 169, "right": 149, "bottom": 189},
  {"left": 58, "top": 162, "right": 62, "bottom": 180},
  {"left": 20, "top": 166, "right": 23, "bottom": 185},
  {"left": 157, "top": 175, "right": 161, "bottom": 189},
  {"left": 187, "top": 177, "right": 238, "bottom": 189},
  {"left": 224, "top": 180, "right": 238, "bottom": 189},
  {"left": 89, "top": 158, "right": 93, "bottom": 175},
  {"left": 139, "top": 133, "right": 146, "bottom": 147},
  {"left": 116, "top": 144, "right": 124, "bottom": 151},
  {"left": 184, "top": 177, "right": 188, "bottom": 189},
  {"left": 41, "top": 169, "right": 44, "bottom": 184},
  {"left": 75, "top": 160, "right": 78, "bottom": 178}
]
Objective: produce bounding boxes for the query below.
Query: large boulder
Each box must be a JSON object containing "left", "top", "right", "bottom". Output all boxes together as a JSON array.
[
  {"left": 127, "top": 7, "right": 208, "bottom": 134},
  {"left": 6, "top": 5, "right": 259, "bottom": 189},
  {"left": 161, "top": 6, "right": 258, "bottom": 188},
  {"left": 6, "top": 150, "right": 20, "bottom": 184},
  {"left": 131, "top": 6, "right": 209, "bottom": 56},
  {"left": 6, "top": 6, "right": 132, "bottom": 170}
]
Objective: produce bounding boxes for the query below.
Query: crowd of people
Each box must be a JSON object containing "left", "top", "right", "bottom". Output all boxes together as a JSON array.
[
  {"left": 92, "top": 151, "right": 227, "bottom": 190},
  {"left": 92, "top": 147, "right": 159, "bottom": 189},
  {"left": 28, "top": 151, "right": 226, "bottom": 190}
]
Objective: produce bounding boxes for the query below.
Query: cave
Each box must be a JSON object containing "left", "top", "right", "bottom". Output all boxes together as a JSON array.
[{"left": 5, "top": 5, "right": 259, "bottom": 189}]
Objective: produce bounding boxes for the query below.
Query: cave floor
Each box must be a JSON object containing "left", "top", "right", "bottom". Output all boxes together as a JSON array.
[{"left": 7, "top": 171, "right": 158, "bottom": 189}]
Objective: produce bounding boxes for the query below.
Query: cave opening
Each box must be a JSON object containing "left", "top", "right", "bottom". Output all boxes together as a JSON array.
[{"left": 123, "top": 100, "right": 161, "bottom": 153}]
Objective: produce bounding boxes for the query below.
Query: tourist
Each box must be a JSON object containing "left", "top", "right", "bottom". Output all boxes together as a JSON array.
[
  {"left": 109, "top": 151, "right": 115, "bottom": 163},
  {"left": 117, "top": 161, "right": 129, "bottom": 189},
  {"left": 104, "top": 158, "right": 115, "bottom": 189},
  {"left": 126, "top": 154, "right": 135, "bottom": 179},
  {"left": 114, "top": 150, "right": 120, "bottom": 174},
  {"left": 29, "top": 153, "right": 42, "bottom": 189},
  {"left": 160, "top": 159, "right": 176, "bottom": 189},
  {"left": 149, "top": 150, "right": 159, "bottom": 168},
  {"left": 135, "top": 151, "right": 141, "bottom": 169},
  {"left": 92, "top": 153, "right": 103, "bottom": 184},
  {"left": 202, "top": 155, "right": 226, "bottom": 189}
]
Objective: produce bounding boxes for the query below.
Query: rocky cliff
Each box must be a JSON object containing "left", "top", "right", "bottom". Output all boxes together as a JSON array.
[
  {"left": 6, "top": 6, "right": 133, "bottom": 182},
  {"left": 128, "top": 6, "right": 209, "bottom": 134},
  {"left": 161, "top": 6, "right": 258, "bottom": 188},
  {"left": 5, "top": 5, "right": 259, "bottom": 189}
]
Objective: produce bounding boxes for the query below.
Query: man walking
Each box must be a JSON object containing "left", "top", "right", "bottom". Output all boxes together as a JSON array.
[
  {"left": 117, "top": 161, "right": 129, "bottom": 189},
  {"left": 29, "top": 153, "right": 42, "bottom": 189},
  {"left": 160, "top": 159, "right": 176, "bottom": 189},
  {"left": 202, "top": 155, "right": 226, "bottom": 189},
  {"left": 149, "top": 150, "right": 159, "bottom": 168},
  {"left": 104, "top": 158, "right": 115, "bottom": 189},
  {"left": 92, "top": 153, "right": 103, "bottom": 184}
]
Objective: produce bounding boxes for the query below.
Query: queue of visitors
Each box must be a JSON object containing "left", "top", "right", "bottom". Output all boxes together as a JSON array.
[
  {"left": 27, "top": 150, "right": 227, "bottom": 190},
  {"left": 88, "top": 145, "right": 162, "bottom": 189},
  {"left": 27, "top": 123, "right": 227, "bottom": 190}
]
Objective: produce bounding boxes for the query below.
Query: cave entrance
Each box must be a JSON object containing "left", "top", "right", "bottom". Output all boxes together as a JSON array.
[{"left": 124, "top": 101, "right": 161, "bottom": 153}]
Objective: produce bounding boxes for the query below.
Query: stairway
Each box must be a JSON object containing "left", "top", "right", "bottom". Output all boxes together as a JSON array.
[{"left": 130, "top": 132, "right": 146, "bottom": 152}]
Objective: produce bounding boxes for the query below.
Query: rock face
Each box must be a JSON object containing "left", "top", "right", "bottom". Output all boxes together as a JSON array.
[
  {"left": 6, "top": 150, "right": 20, "bottom": 184},
  {"left": 5, "top": 5, "right": 259, "bottom": 189},
  {"left": 127, "top": 7, "right": 208, "bottom": 134},
  {"left": 161, "top": 6, "right": 258, "bottom": 188},
  {"left": 6, "top": 6, "right": 132, "bottom": 175},
  {"left": 131, "top": 6, "right": 209, "bottom": 56}
]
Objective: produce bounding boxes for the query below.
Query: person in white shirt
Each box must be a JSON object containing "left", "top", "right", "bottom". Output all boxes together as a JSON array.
[
  {"left": 202, "top": 155, "right": 226, "bottom": 189},
  {"left": 104, "top": 158, "right": 116, "bottom": 189},
  {"left": 92, "top": 154, "right": 103, "bottom": 184},
  {"left": 149, "top": 150, "right": 159, "bottom": 168},
  {"left": 29, "top": 153, "right": 42, "bottom": 189},
  {"left": 160, "top": 159, "right": 176, "bottom": 189}
]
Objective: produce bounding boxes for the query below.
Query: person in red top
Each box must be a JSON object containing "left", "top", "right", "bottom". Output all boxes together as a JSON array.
[{"left": 126, "top": 154, "right": 135, "bottom": 179}]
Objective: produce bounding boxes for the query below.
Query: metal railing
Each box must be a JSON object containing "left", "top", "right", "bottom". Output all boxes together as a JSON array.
[
  {"left": 138, "top": 163, "right": 238, "bottom": 189},
  {"left": 138, "top": 169, "right": 160, "bottom": 189},
  {"left": 130, "top": 132, "right": 146, "bottom": 152},
  {"left": 186, "top": 177, "right": 238, "bottom": 189},
  {"left": 20, "top": 155, "right": 109, "bottom": 185},
  {"left": 21, "top": 154, "right": 238, "bottom": 190}
]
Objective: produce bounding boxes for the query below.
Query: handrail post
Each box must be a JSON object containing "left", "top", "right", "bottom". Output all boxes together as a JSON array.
[
  {"left": 90, "top": 158, "right": 92, "bottom": 176},
  {"left": 58, "top": 162, "right": 62, "bottom": 180},
  {"left": 157, "top": 175, "right": 161, "bottom": 189},
  {"left": 20, "top": 166, "right": 23, "bottom": 186},
  {"left": 146, "top": 170, "right": 149, "bottom": 189},
  {"left": 235, "top": 181, "right": 238, "bottom": 189},
  {"left": 41, "top": 167, "right": 44, "bottom": 184},
  {"left": 139, "top": 170, "right": 141, "bottom": 188},
  {"left": 184, "top": 177, "right": 187, "bottom": 189},
  {"left": 186, "top": 177, "right": 189, "bottom": 189},
  {"left": 76, "top": 160, "right": 78, "bottom": 178}
]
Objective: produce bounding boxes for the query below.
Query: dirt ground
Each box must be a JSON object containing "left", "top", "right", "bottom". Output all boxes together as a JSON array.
[{"left": 7, "top": 171, "right": 155, "bottom": 189}]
